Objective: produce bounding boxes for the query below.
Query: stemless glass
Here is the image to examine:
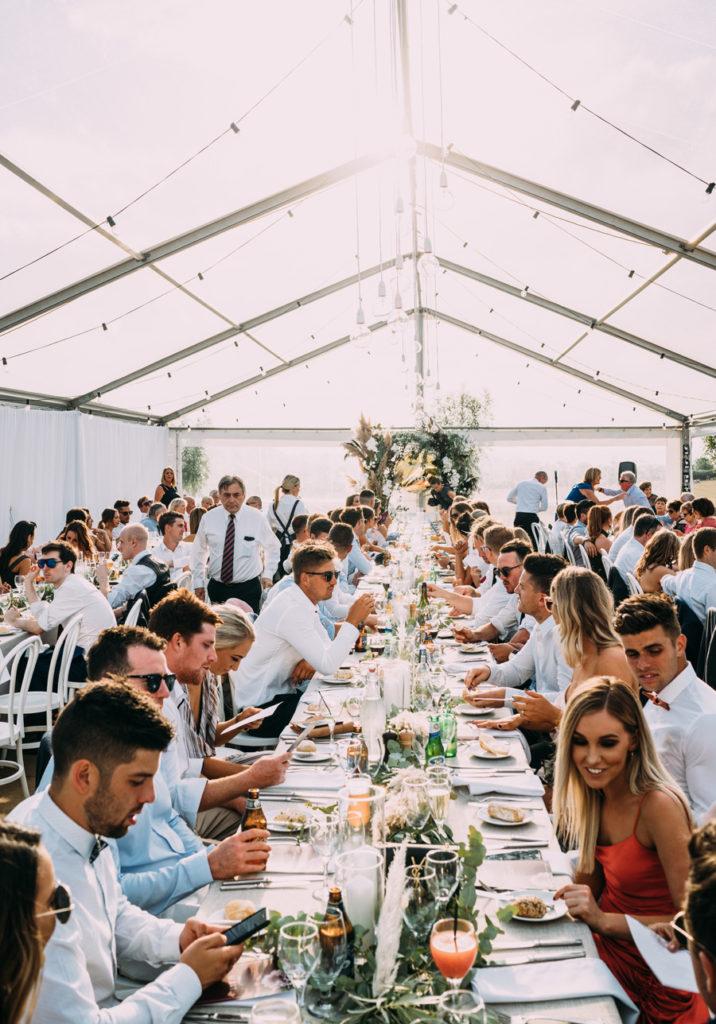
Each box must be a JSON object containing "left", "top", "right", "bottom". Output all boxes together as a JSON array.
[
  {"left": 430, "top": 918, "right": 477, "bottom": 991},
  {"left": 425, "top": 848, "right": 461, "bottom": 906},
  {"left": 278, "top": 921, "right": 319, "bottom": 1010},
  {"left": 309, "top": 811, "right": 340, "bottom": 902},
  {"left": 250, "top": 1001, "right": 301, "bottom": 1024},
  {"left": 403, "top": 778, "right": 431, "bottom": 832},
  {"left": 439, "top": 988, "right": 486, "bottom": 1023},
  {"left": 308, "top": 911, "right": 349, "bottom": 1019},
  {"left": 401, "top": 862, "right": 438, "bottom": 940}
]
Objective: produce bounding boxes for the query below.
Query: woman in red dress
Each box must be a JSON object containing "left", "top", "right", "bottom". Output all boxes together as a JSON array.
[{"left": 553, "top": 678, "right": 708, "bottom": 1024}]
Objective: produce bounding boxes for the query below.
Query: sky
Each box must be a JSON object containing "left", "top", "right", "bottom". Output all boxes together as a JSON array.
[{"left": 0, "top": 0, "right": 715, "bottom": 431}]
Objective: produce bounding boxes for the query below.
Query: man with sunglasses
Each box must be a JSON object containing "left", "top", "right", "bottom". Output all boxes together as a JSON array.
[
  {"left": 235, "top": 541, "right": 375, "bottom": 710},
  {"left": 614, "top": 594, "right": 716, "bottom": 823},
  {"left": 453, "top": 540, "right": 532, "bottom": 644},
  {"left": 11, "top": 682, "right": 243, "bottom": 1024},
  {"left": 5, "top": 540, "right": 115, "bottom": 688}
]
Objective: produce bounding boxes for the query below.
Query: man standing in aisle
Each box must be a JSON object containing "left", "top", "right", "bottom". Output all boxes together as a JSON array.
[
  {"left": 191, "top": 474, "right": 280, "bottom": 614},
  {"left": 506, "top": 471, "right": 549, "bottom": 534}
]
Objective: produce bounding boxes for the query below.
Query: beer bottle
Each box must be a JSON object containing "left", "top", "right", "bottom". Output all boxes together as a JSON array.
[
  {"left": 325, "top": 886, "right": 355, "bottom": 976},
  {"left": 240, "top": 788, "right": 267, "bottom": 831},
  {"left": 425, "top": 715, "right": 446, "bottom": 765}
]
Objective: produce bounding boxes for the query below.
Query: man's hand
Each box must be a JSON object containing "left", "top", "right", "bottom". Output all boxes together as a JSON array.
[
  {"left": 290, "top": 659, "right": 315, "bottom": 684},
  {"left": 512, "top": 690, "right": 562, "bottom": 732},
  {"left": 473, "top": 716, "right": 523, "bottom": 732},
  {"left": 426, "top": 583, "right": 449, "bottom": 599},
  {"left": 453, "top": 586, "right": 477, "bottom": 597},
  {"left": 488, "top": 642, "right": 514, "bottom": 664},
  {"left": 346, "top": 593, "right": 375, "bottom": 628},
  {"left": 454, "top": 539, "right": 468, "bottom": 559},
  {"left": 95, "top": 562, "right": 109, "bottom": 596},
  {"left": 179, "top": 916, "right": 226, "bottom": 951},
  {"left": 584, "top": 541, "right": 598, "bottom": 557},
  {"left": 261, "top": 577, "right": 273, "bottom": 590},
  {"left": 244, "top": 751, "right": 291, "bottom": 789},
  {"left": 180, "top": 932, "right": 243, "bottom": 988},
  {"left": 464, "top": 665, "right": 492, "bottom": 688},
  {"left": 4, "top": 606, "right": 21, "bottom": 625},
  {"left": 207, "top": 829, "right": 272, "bottom": 880},
  {"left": 231, "top": 707, "right": 264, "bottom": 732},
  {"left": 195, "top": 587, "right": 206, "bottom": 601},
  {"left": 453, "top": 627, "right": 478, "bottom": 643}
]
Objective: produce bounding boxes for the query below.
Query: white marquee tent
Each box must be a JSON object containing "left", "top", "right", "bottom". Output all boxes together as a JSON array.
[{"left": 1, "top": 0, "right": 715, "bottom": 537}]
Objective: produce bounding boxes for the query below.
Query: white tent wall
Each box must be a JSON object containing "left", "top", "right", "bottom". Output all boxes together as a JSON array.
[{"left": 0, "top": 406, "right": 168, "bottom": 544}]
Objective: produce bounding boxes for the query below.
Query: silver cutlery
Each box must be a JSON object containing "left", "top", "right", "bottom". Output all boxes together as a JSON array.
[
  {"left": 184, "top": 1013, "right": 249, "bottom": 1023},
  {"left": 491, "top": 938, "right": 582, "bottom": 951},
  {"left": 220, "top": 880, "right": 313, "bottom": 891},
  {"left": 490, "top": 1012, "right": 597, "bottom": 1024},
  {"left": 490, "top": 949, "right": 586, "bottom": 967}
]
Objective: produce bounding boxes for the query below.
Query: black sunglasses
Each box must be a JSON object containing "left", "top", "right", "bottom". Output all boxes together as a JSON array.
[
  {"left": 305, "top": 570, "right": 340, "bottom": 582},
  {"left": 126, "top": 672, "right": 176, "bottom": 694},
  {"left": 37, "top": 883, "right": 73, "bottom": 924},
  {"left": 497, "top": 564, "right": 521, "bottom": 578},
  {"left": 38, "top": 557, "right": 62, "bottom": 569}
]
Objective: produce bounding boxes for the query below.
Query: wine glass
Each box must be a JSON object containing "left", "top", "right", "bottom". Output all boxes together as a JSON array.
[
  {"left": 309, "top": 811, "right": 339, "bottom": 902},
  {"left": 403, "top": 778, "right": 431, "bottom": 832},
  {"left": 401, "top": 863, "right": 438, "bottom": 940},
  {"left": 250, "top": 1001, "right": 301, "bottom": 1023},
  {"left": 14, "top": 574, "right": 25, "bottom": 593},
  {"left": 439, "top": 988, "right": 486, "bottom": 1023},
  {"left": 428, "top": 669, "right": 448, "bottom": 710},
  {"left": 308, "top": 912, "right": 349, "bottom": 1019},
  {"left": 430, "top": 918, "right": 477, "bottom": 991},
  {"left": 425, "top": 849, "right": 461, "bottom": 906},
  {"left": 427, "top": 765, "right": 452, "bottom": 832},
  {"left": 278, "top": 921, "right": 319, "bottom": 1010}
]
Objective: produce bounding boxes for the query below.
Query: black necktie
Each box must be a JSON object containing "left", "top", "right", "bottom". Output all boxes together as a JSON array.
[{"left": 89, "top": 837, "right": 108, "bottom": 863}]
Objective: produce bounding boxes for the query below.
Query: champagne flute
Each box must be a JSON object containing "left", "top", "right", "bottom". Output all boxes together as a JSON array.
[
  {"left": 310, "top": 811, "right": 339, "bottom": 902},
  {"left": 401, "top": 863, "right": 438, "bottom": 940},
  {"left": 430, "top": 918, "right": 477, "bottom": 991},
  {"left": 425, "top": 848, "right": 461, "bottom": 906},
  {"left": 278, "top": 921, "right": 319, "bottom": 1010},
  {"left": 427, "top": 765, "right": 452, "bottom": 832},
  {"left": 309, "top": 911, "right": 349, "bottom": 1019},
  {"left": 403, "top": 778, "right": 431, "bottom": 832}
]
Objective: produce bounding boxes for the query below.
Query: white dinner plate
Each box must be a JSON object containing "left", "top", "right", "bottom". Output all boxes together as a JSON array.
[
  {"left": 460, "top": 643, "right": 488, "bottom": 654},
  {"left": 321, "top": 675, "right": 354, "bottom": 685},
  {"left": 292, "top": 750, "right": 334, "bottom": 763},
  {"left": 505, "top": 891, "right": 568, "bottom": 923},
  {"left": 0, "top": 624, "right": 20, "bottom": 635},
  {"left": 470, "top": 742, "right": 512, "bottom": 760},
  {"left": 476, "top": 806, "right": 533, "bottom": 828},
  {"left": 437, "top": 629, "right": 454, "bottom": 639},
  {"left": 267, "top": 812, "right": 313, "bottom": 833},
  {"left": 455, "top": 703, "right": 495, "bottom": 717}
]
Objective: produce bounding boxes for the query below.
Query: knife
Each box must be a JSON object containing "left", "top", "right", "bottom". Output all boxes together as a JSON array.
[
  {"left": 491, "top": 938, "right": 582, "bottom": 951},
  {"left": 490, "top": 949, "right": 586, "bottom": 966},
  {"left": 220, "top": 881, "right": 314, "bottom": 890}
]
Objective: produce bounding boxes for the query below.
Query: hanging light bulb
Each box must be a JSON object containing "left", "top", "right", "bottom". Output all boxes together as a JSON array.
[
  {"left": 356, "top": 301, "right": 366, "bottom": 326},
  {"left": 372, "top": 278, "right": 391, "bottom": 317},
  {"left": 418, "top": 235, "right": 440, "bottom": 278},
  {"left": 437, "top": 167, "right": 455, "bottom": 211}
]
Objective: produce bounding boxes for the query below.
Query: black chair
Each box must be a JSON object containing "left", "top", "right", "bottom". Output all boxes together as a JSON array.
[
  {"left": 697, "top": 607, "right": 716, "bottom": 689},
  {"left": 676, "top": 598, "right": 704, "bottom": 672}
]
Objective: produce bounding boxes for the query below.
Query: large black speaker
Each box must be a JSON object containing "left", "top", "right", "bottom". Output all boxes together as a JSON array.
[{"left": 618, "top": 460, "right": 636, "bottom": 478}]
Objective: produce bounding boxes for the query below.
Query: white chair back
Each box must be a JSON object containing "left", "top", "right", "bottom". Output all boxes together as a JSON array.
[
  {"left": 175, "top": 571, "right": 192, "bottom": 590},
  {"left": 531, "top": 522, "right": 546, "bottom": 554},
  {"left": 625, "top": 572, "right": 643, "bottom": 596},
  {"left": 45, "top": 611, "right": 83, "bottom": 705},
  {"left": 563, "top": 541, "right": 577, "bottom": 565},
  {"left": 600, "top": 552, "right": 613, "bottom": 577},
  {"left": 547, "top": 526, "right": 565, "bottom": 556},
  {"left": 575, "top": 545, "right": 592, "bottom": 569},
  {"left": 124, "top": 598, "right": 143, "bottom": 627},
  {"left": 0, "top": 635, "right": 43, "bottom": 798}
]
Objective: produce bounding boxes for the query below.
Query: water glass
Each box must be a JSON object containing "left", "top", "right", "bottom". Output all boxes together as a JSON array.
[
  {"left": 439, "top": 988, "right": 486, "bottom": 1023},
  {"left": 401, "top": 862, "right": 438, "bottom": 940},
  {"left": 403, "top": 777, "right": 431, "bottom": 831},
  {"left": 309, "top": 911, "right": 349, "bottom": 1019},
  {"left": 309, "top": 811, "right": 339, "bottom": 902},
  {"left": 425, "top": 848, "right": 461, "bottom": 905},
  {"left": 278, "top": 921, "right": 319, "bottom": 1009}
]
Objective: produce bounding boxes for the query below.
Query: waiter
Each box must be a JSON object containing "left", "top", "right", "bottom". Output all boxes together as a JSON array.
[{"left": 191, "top": 474, "right": 279, "bottom": 613}]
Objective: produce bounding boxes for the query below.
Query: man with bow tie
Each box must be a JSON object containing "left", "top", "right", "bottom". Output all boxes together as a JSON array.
[{"left": 615, "top": 593, "right": 716, "bottom": 824}]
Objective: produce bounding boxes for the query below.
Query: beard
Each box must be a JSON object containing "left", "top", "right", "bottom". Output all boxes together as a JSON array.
[
  {"left": 177, "top": 667, "right": 205, "bottom": 688},
  {"left": 85, "top": 786, "right": 140, "bottom": 839}
]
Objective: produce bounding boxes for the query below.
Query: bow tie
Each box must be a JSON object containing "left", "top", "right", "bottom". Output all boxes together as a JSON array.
[
  {"left": 89, "top": 837, "right": 108, "bottom": 864},
  {"left": 641, "top": 688, "right": 671, "bottom": 711}
]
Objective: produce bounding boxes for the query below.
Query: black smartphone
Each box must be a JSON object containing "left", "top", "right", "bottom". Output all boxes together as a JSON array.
[{"left": 223, "top": 907, "right": 269, "bottom": 946}]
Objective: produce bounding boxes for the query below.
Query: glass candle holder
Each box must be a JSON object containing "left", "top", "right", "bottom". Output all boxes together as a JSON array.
[
  {"left": 335, "top": 846, "right": 384, "bottom": 935},
  {"left": 338, "top": 776, "right": 386, "bottom": 849}
]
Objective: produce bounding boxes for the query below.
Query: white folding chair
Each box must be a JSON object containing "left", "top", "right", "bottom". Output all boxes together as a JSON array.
[
  {"left": 124, "top": 598, "right": 143, "bottom": 627},
  {"left": 600, "top": 552, "right": 613, "bottom": 578},
  {"left": 48, "top": 610, "right": 84, "bottom": 708},
  {"left": 175, "top": 572, "right": 192, "bottom": 590},
  {"left": 548, "top": 527, "right": 565, "bottom": 557},
  {"left": 575, "top": 545, "right": 592, "bottom": 569},
  {"left": 625, "top": 572, "right": 643, "bottom": 596},
  {"left": 531, "top": 522, "right": 546, "bottom": 554},
  {"left": 563, "top": 541, "right": 577, "bottom": 565},
  {"left": 0, "top": 635, "right": 42, "bottom": 797}
]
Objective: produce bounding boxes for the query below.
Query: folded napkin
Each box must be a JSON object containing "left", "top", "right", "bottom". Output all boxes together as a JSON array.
[
  {"left": 474, "top": 957, "right": 638, "bottom": 1024},
  {"left": 270, "top": 770, "right": 345, "bottom": 791},
  {"left": 444, "top": 663, "right": 468, "bottom": 676},
  {"left": 264, "top": 846, "right": 323, "bottom": 874},
  {"left": 452, "top": 773, "right": 545, "bottom": 797}
]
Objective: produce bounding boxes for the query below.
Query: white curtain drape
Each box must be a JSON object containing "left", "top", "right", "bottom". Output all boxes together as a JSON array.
[{"left": 0, "top": 407, "right": 170, "bottom": 545}]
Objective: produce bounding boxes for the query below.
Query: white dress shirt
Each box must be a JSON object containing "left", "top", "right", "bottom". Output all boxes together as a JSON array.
[
  {"left": 9, "top": 790, "right": 200, "bottom": 1024},
  {"left": 506, "top": 479, "right": 548, "bottom": 514},
  {"left": 234, "top": 584, "right": 358, "bottom": 707},
  {"left": 191, "top": 504, "right": 280, "bottom": 588},
  {"left": 622, "top": 484, "right": 652, "bottom": 508},
  {"left": 266, "top": 493, "right": 307, "bottom": 534},
  {"left": 614, "top": 536, "right": 644, "bottom": 577},
  {"left": 108, "top": 551, "right": 158, "bottom": 610},
  {"left": 477, "top": 564, "right": 495, "bottom": 594},
  {"left": 29, "top": 573, "right": 115, "bottom": 652},
  {"left": 642, "top": 663, "right": 716, "bottom": 822},
  {"left": 609, "top": 525, "right": 634, "bottom": 561},
  {"left": 470, "top": 578, "right": 510, "bottom": 627},
  {"left": 152, "top": 540, "right": 193, "bottom": 582},
  {"left": 488, "top": 591, "right": 521, "bottom": 639},
  {"left": 661, "top": 561, "right": 716, "bottom": 625},
  {"left": 484, "top": 615, "right": 572, "bottom": 699}
]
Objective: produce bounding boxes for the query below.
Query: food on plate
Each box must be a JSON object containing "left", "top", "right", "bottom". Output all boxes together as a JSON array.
[
  {"left": 460, "top": 643, "right": 483, "bottom": 654},
  {"left": 487, "top": 803, "right": 525, "bottom": 823},
  {"left": 224, "top": 898, "right": 257, "bottom": 921},
  {"left": 274, "top": 810, "right": 309, "bottom": 830},
  {"left": 306, "top": 702, "right": 321, "bottom": 714},
  {"left": 513, "top": 896, "right": 548, "bottom": 919},
  {"left": 333, "top": 669, "right": 353, "bottom": 681},
  {"left": 478, "top": 735, "right": 509, "bottom": 757},
  {"left": 295, "top": 739, "right": 318, "bottom": 754}
]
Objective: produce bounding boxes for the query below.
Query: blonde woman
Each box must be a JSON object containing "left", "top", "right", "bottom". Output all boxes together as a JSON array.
[
  {"left": 679, "top": 533, "right": 696, "bottom": 571},
  {"left": 565, "top": 467, "right": 621, "bottom": 506},
  {"left": 635, "top": 530, "right": 680, "bottom": 593},
  {"left": 154, "top": 466, "right": 180, "bottom": 506},
  {"left": 185, "top": 603, "right": 262, "bottom": 767},
  {"left": 553, "top": 679, "right": 704, "bottom": 1024}
]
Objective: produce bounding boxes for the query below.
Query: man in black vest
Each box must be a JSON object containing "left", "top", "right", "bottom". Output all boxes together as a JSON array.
[{"left": 98, "top": 524, "right": 174, "bottom": 616}]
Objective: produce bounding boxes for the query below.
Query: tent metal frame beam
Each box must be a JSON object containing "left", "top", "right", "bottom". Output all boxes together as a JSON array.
[
  {"left": 71, "top": 257, "right": 404, "bottom": 407},
  {"left": 0, "top": 150, "right": 387, "bottom": 336},
  {"left": 429, "top": 308, "right": 687, "bottom": 422},
  {"left": 0, "top": 386, "right": 161, "bottom": 424},
  {"left": 169, "top": 425, "right": 684, "bottom": 442},
  {"left": 423, "top": 142, "right": 716, "bottom": 272},
  {"left": 439, "top": 258, "right": 716, "bottom": 379},
  {"left": 159, "top": 314, "right": 407, "bottom": 423}
]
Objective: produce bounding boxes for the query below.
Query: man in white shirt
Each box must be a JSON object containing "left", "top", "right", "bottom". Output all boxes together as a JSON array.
[
  {"left": 661, "top": 527, "right": 716, "bottom": 625},
  {"left": 10, "top": 682, "right": 242, "bottom": 1024},
  {"left": 235, "top": 542, "right": 375, "bottom": 710},
  {"left": 615, "top": 593, "right": 716, "bottom": 822},
  {"left": 453, "top": 540, "right": 532, "bottom": 643},
  {"left": 6, "top": 540, "right": 115, "bottom": 686},
  {"left": 113, "top": 498, "right": 133, "bottom": 539},
  {"left": 463, "top": 553, "right": 570, "bottom": 709},
  {"left": 614, "top": 514, "right": 660, "bottom": 578},
  {"left": 191, "top": 474, "right": 280, "bottom": 614},
  {"left": 507, "top": 471, "right": 549, "bottom": 533},
  {"left": 427, "top": 524, "right": 515, "bottom": 623},
  {"left": 153, "top": 512, "right": 193, "bottom": 583},
  {"left": 617, "top": 470, "right": 652, "bottom": 508}
]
